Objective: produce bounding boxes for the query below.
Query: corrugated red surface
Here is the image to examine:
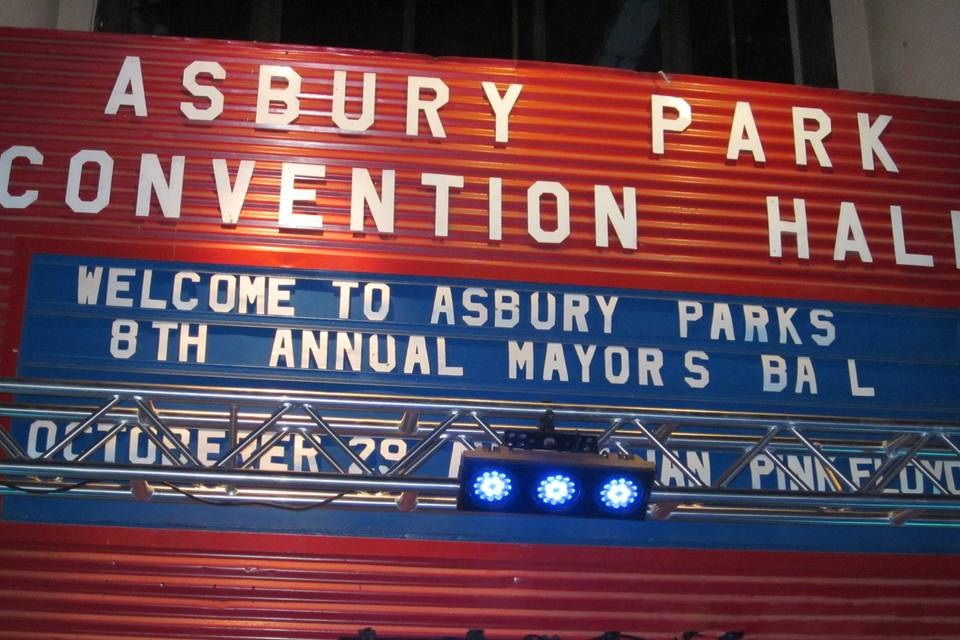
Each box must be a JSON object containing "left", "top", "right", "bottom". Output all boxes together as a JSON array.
[
  {"left": 1, "top": 27, "right": 960, "bottom": 370},
  {"left": 2, "top": 28, "right": 960, "bottom": 639},
  {"left": 0, "top": 522, "right": 957, "bottom": 640}
]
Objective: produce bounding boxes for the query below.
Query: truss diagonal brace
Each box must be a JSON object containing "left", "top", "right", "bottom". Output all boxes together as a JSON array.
[
  {"left": 713, "top": 425, "right": 781, "bottom": 488},
  {"left": 302, "top": 404, "right": 373, "bottom": 475},
  {"left": 632, "top": 419, "right": 704, "bottom": 487},
  {"left": 386, "top": 413, "right": 460, "bottom": 477},
  {"left": 134, "top": 398, "right": 201, "bottom": 467},
  {"left": 40, "top": 395, "right": 120, "bottom": 460},
  {"left": 215, "top": 403, "right": 292, "bottom": 468},
  {"left": 789, "top": 427, "right": 858, "bottom": 492},
  {"left": 860, "top": 432, "right": 933, "bottom": 493}
]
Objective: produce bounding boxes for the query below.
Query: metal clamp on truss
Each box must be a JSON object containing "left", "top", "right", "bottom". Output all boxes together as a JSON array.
[{"left": 0, "top": 378, "right": 959, "bottom": 527}]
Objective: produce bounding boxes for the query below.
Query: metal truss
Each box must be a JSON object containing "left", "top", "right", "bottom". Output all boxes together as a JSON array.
[{"left": 1, "top": 378, "right": 960, "bottom": 527}]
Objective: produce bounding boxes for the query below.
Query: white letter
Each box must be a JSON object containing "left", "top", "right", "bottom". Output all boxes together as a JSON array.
[
  {"left": 351, "top": 168, "right": 395, "bottom": 233},
  {"left": 421, "top": 173, "right": 463, "bottom": 236},
  {"left": 0, "top": 145, "right": 42, "bottom": 209},
  {"left": 279, "top": 162, "right": 325, "bottom": 230},
  {"left": 363, "top": 282, "right": 390, "bottom": 321},
  {"left": 953, "top": 211, "right": 960, "bottom": 269},
  {"left": 795, "top": 356, "right": 817, "bottom": 394},
  {"left": 136, "top": 154, "right": 185, "bottom": 219},
  {"left": 810, "top": 309, "right": 835, "bottom": 346},
  {"left": 678, "top": 300, "right": 702, "bottom": 338},
  {"left": 637, "top": 348, "right": 664, "bottom": 386},
  {"left": 543, "top": 343, "right": 569, "bottom": 381},
  {"left": 792, "top": 107, "right": 832, "bottom": 167},
  {"left": 77, "top": 266, "right": 103, "bottom": 304},
  {"left": 332, "top": 281, "right": 359, "bottom": 319},
  {"left": 369, "top": 334, "right": 396, "bottom": 372},
  {"left": 848, "top": 359, "right": 875, "bottom": 397},
  {"left": 651, "top": 95, "right": 691, "bottom": 155},
  {"left": 833, "top": 201, "right": 872, "bottom": 262},
  {"left": 430, "top": 286, "right": 454, "bottom": 325},
  {"left": 105, "top": 268, "right": 135, "bottom": 307},
  {"left": 66, "top": 150, "right": 113, "bottom": 214},
  {"left": 767, "top": 196, "right": 809, "bottom": 259},
  {"left": 858, "top": 113, "right": 897, "bottom": 173},
  {"left": 180, "top": 60, "right": 225, "bottom": 121},
  {"left": 332, "top": 70, "right": 376, "bottom": 132},
  {"left": 212, "top": 159, "right": 255, "bottom": 226},
  {"left": 105, "top": 56, "right": 147, "bottom": 117},
  {"left": 528, "top": 181, "right": 570, "bottom": 244},
  {"left": 742, "top": 305, "right": 769, "bottom": 342},
  {"left": 762, "top": 355, "right": 788, "bottom": 392},
  {"left": 596, "top": 295, "right": 618, "bottom": 334},
  {"left": 403, "top": 335, "right": 430, "bottom": 374},
  {"left": 462, "top": 288, "right": 488, "bottom": 327},
  {"left": 684, "top": 351, "right": 710, "bottom": 388},
  {"left": 481, "top": 82, "right": 522, "bottom": 143},
  {"left": 269, "top": 329, "right": 294, "bottom": 367},
  {"left": 172, "top": 272, "right": 199, "bottom": 311},
  {"left": 488, "top": 177, "right": 502, "bottom": 241},
  {"left": 891, "top": 205, "right": 933, "bottom": 267},
  {"left": 508, "top": 341, "right": 534, "bottom": 380},
  {"left": 594, "top": 185, "right": 637, "bottom": 249},
  {"left": 710, "top": 303, "right": 735, "bottom": 341},
  {"left": 256, "top": 65, "right": 301, "bottom": 126},
  {"left": 726, "top": 101, "right": 765, "bottom": 162},
  {"left": 406, "top": 76, "right": 448, "bottom": 138},
  {"left": 268, "top": 277, "right": 296, "bottom": 316}
]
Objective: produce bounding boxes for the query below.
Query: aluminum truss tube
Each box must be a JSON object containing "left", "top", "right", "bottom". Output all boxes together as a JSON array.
[
  {"left": 860, "top": 432, "right": 933, "bottom": 493},
  {"left": 762, "top": 448, "right": 814, "bottom": 492},
  {"left": 632, "top": 419, "right": 705, "bottom": 487},
  {"left": 297, "top": 428, "right": 347, "bottom": 474},
  {"left": 788, "top": 426, "right": 858, "bottom": 492},
  {"left": 3, "top": 380, "right": 955, "bottom": 436},
  {"left": 135, "top": 422, "right": 188, "bottom": 466},
  {"left": 0, "top": 460, "right": 459, "bottom": 493},
  {"left": 0, "top": 425, "right": 24, "bottom": 458},
  {"left": 386, "top": 412, "right": 460, "bottom": 477},
  {"left": 134, "top": 398, "right": 202, "bottom": 467},
  {"left": 239, "top": 429, "right": 290, "bottom": 470},
  {"left": 39, "top": 395, "right": 120, "bottom": 460},
  {"left": 468, "top": 413, "right": 505, "bottom": 446},
  {"left": 649, "top": 488, "right": 960, "bottom": 511},
  {"left": 215, "top": 403, "right": 292, "bottom": 468},
  {"left": 76, "top": 421, "right": 127, "bottom": 462},
  {"left": 713, "top": 425, "right": 781, "bottom": 488},
  {"left": 301, "top": 405, "right": 373, "bottom": 475}
]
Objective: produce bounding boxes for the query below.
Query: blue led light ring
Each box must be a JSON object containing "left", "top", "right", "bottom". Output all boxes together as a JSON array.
[
  {"left": 536, "top": 474, "right": 578, "bottom": 508},
  {"left": 598, "top": 476, "right": 641, "bottom": 511},
  {"left": 471, "top": 469, "right": 513, "bottom": 503}
]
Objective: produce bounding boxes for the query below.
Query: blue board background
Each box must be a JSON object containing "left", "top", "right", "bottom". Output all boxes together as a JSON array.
[{"left": 7, "top": 254, "right": 960, "bottom": 552}]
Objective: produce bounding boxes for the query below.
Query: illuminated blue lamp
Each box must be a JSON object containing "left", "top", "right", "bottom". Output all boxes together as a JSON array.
[
  {"left": 536, "top": 474, "right": 578, "bottom": 507},
  {"left": 599, "top": 477, "right": 640, "bottom": 512},
  {"left": 471, "top": 470, "right": 513, "bottom": 503},
  {"left": 456, "top": 448, "right": 654, "bottom": 519}
]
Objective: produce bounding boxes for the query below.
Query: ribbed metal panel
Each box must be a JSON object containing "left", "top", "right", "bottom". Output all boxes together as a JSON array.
[
  {"left": 0, "top": 28, "right": 959, "bottom": 370},
  {"left": 0, "top": 522, "right": 957, "bottom": 639}
]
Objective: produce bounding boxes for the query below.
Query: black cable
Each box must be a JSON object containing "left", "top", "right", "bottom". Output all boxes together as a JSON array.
[
  {"left": 161, "top": 481, "right": 347, "bottom": 511},
  {"left": 1, "top": 479, "right": 98, "bottom": 494}
]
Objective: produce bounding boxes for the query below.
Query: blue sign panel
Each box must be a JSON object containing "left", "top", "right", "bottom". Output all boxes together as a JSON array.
[
  {"left": 18, "top": 254, "right": 960, "bottom": 420},
  {"left": 8, "top": 254, "right": 960, "bottom": 553}
]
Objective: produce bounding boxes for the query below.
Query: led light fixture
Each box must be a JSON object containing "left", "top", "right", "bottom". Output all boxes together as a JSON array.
[
  {"left": 599, "top": 477, "right": 639, "bottom": 510},
  {"left": 537, "top": 474, "right": 577, "bottom": 506},
  {"left": 472, "top": 470, "right": 513, "bottom": 503},
  {"left": 456, "top": 448, "right": 655, "bottom": 520}
]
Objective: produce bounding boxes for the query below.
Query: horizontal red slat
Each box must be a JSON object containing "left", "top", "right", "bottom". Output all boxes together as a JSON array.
[{"left": 0, "top": 522, "right": 959, "bottom": 640}]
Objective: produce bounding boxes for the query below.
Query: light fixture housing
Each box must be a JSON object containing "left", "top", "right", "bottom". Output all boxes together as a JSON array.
[{"left": 456, "top": 448, "right": 655, "bottom": 519}]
